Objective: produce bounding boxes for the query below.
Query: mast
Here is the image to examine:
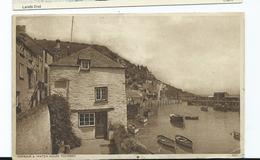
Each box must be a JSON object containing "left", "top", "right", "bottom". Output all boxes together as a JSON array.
[{"left": 70, "top": 16, "right": 74, "bottom": 42}]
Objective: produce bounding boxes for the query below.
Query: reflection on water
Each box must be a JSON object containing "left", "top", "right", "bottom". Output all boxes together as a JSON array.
[
  {"left": 134, "top": 103, "right": 240, "bottom": 154},
  {"left": 157, "top": 142, "right": 176, "bottom": 153},
  {"left": 170, "top": 121, "right": 185, "bottom": 129}
]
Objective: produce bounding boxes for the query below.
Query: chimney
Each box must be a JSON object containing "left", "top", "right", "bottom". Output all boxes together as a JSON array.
[
  {"left": 55, "top": 39, "right": 61, "bottom": 50},
  {"left": 66, "top": 45, "right": 71, "bottom": 56},
  {"left": 16, "top": 25, "right": 26, "bottom": 34}
]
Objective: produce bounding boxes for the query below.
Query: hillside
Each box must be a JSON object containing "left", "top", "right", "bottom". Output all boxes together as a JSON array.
[{"left": 36, "top": 39, "right": 197, "bottom": 100}]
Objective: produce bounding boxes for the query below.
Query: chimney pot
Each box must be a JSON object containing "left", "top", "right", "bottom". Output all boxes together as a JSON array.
[
  {"left": 16, "top": 25, "right": 26, "bottom": 34},
  {"left": 55, "top": 39, "right": 61, "bottom": 50}
]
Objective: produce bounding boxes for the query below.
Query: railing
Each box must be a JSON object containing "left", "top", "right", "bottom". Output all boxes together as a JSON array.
[
  {"left": 190, "top": 99, "right": 240, "bottom": 103},
  {"left": 28, "top": 81, "right": 45, "bottom": 108}
]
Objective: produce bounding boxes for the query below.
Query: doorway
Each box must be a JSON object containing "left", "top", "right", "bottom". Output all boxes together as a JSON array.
[{"left": 95, "top": 112, "right": 107, "bottom": 139}]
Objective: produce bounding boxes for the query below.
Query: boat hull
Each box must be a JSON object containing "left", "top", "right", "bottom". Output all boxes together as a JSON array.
[
  {"left": 170, "top": 114, "right": 184, "bottom": 123},
  {"left": 185, "top": 116, "right": 199, "bottom": 120},
  {"left": 127, "top": 124, "right": 140, "bottom": 134},
  {"left": 200, "top": 107, "right": 208, "bottom": 112},
  {"left": 175, "top": 135, "right": 193, "bottom": 149},
  {"left": 213, "top": 106, "right": 228, "bottom": 112},
  {"left": 233, "top": 132, "right": 240, "bottom": 141},
  {"left": 157, "top": 135, "right": 176, "bottom": 149}
]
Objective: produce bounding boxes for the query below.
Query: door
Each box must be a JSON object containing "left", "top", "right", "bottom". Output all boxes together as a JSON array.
[
  {"left": 95, "top": 112, "right": 107, "bottom": 139},
  {"left": 27, "top": 68, "right": 33, "bottom": 89}
]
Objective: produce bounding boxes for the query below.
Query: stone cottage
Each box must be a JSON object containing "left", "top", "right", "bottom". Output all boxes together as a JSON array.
[{"left": 49, "top": 47, "right": 127, "bottom": 140}]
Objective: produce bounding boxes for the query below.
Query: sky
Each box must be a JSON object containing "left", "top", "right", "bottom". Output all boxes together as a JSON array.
[{"left": 16, "top": 14, "right": 243, "bottom": 96}]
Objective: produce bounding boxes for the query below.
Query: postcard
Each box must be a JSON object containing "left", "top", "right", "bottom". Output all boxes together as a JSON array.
[
  {"left": 13, "top": 0, "right": 243, "bottom": 10},
  {"left": 13, "top": 13, "right": 244, "bottom": 159}
]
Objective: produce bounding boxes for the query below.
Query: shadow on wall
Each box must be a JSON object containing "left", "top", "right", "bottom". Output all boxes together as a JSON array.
[
  {"left": 16, "top": 104, "right": 52, "bottom": 154},
  {"left": 46, "top": 94, "right": 81, "bottom": 154}
]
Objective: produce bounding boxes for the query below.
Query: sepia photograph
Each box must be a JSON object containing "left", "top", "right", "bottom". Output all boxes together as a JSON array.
[
  {"left": 13, "top": 13, "right": 244, "bottom": 159},
  {"left": 13, "top": 0, "right": 243, "bottom": 10}
]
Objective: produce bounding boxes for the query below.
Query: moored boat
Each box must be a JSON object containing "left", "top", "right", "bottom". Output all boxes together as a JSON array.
[
  {"left": 157, "top": 135, "right": 176, "bottom": 149},
  {"left": 170, "top": 114, "right": 184, "bottom": 123},
  {"left": 175, "top": 135, "right": 193, "bottom": 149},
  {"left": 136, "top": 114, "right": 148, "bottom": 124},
  {"left": 200, "top": 106, "right": 208, "bottom": 112},
  {"left": 233, "top": 131, "right": 240, "bottom": 141},
  {"left": 138, "top": 116, "right": 148, "bottom": 124},
  {"left": 127, "top": 124, "right": 139, "bottom": 134},
  {"left": 213, "top": 105, "right": 228, "bottom": 112},
  {"left": 185, "top": 116, "right": 199, "bottom": 120}
]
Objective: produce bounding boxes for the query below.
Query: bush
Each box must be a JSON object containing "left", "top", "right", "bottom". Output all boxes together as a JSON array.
[
  {"left": 112, "top": 123, "right": 151, "bottom": 154},
  {"left": 45, "top": 94, "right": 81, "bottom": 154}
]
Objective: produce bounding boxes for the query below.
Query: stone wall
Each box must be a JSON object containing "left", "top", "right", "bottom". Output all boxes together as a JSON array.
[
  {"left": 16, "top": 104, "right": 52, "bottom": 154},
  {"left": 49, "top": 66, "right": 127, "bottom": 139}
]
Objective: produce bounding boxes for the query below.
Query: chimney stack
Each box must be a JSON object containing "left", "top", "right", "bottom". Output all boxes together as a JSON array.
[
  {"left": 16, "top": 25, "right": 26, "bottom": 34},
  {"left": 55, "top": 39, "right": 61, "bottom": 50}
]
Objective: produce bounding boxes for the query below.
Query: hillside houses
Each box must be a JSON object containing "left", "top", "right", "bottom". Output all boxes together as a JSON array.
[{"left": 16, "top": 25, "right": 53, "bottom": 114}]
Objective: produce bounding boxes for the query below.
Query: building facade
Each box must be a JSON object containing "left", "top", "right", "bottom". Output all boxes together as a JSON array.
[
  {"left": 49, "top": 47, "right": 127, "bottom": 140},
  {"left": 213, "top": 92, "right": 229, "bottom": 100},
  {"left": 16, "top": 25, "right": 53, "bottom": 114}
]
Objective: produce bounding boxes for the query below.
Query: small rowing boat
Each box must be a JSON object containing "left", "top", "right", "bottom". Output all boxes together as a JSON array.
[
  {"left": 170, "top": 114, "right": 184, "bottom": 123},
  {"left": 233, "top": 131, "right": 240, "bottom": 141},
  {"left": 157, "top": 135, "right": 176, "bottom": 149},
  {"left": 185, "top": 116, "right": 199, "bottom": 120},
  {"left": 200, "top": 106, "right": 208, "bottom": 112},
  {"left": 175, "top": 135, "right": 193, "bottom": 149},
  {"left": 127, "top": 124, "right": 139, "bottom": 134}
]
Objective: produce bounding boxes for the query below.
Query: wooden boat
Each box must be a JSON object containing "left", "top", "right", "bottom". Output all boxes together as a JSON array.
[
  {"left": 127, "top": 124, "right": 139, "bottom": 134},
  {"left": 213, "top": 105, "right": 228, "bottom": 112},
  {"left": 157, "top": 135, "right": 176, "bottom": 149},
  {"left": 185, "top": 116, "right": 199, "bottom": 120},
  {"left": 233, "top": 131, "right": 240, "bottom": 141},
  {"left": 170, "top": 114, "right": 184, "bottom": 123},
  {"left": 175, "top": 135, "right": 193, "bottom": 149},
  {"left": 138, "top": 117, "right": 148, "bottom": 123},
  {"left": 200, "top": 106, "right": 208, "bottom": 112},
  {"left": 136, "top": 114, "right": 148, "bottom": 124}
]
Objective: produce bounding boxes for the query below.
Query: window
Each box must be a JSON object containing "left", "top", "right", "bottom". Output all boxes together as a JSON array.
[
  {"left": 44, "top": 86, "right": 48, "bottom": 97},
  {"left": 16, "top": 91, "right": 20, "bottom": 106},
  {"left": 43, "top": 50, "right": 47, "bottom": 63},
  {"left": 27, "top": 68, "right": 33, "bottom": 89},
  {"left": 19, "top": 63, "right": 24, "bottom": 79},
  {"left": 16, "top": 91, "right": 21, "bottom": 113},
  {"left": 95, "top": 87, "right": 108, "bottom": 102},
  {"left": 79, "top": 59, "right": 90, "bottom": 70},
  {"left": 54, "top": 80, "right": 67, "bottom": 88},
  {"left": 44, "top": 68, "right": 48, "bottom": 83},
  {"left": 18, "top": 44, "right": 25, "bottom": 57},
  {"left": 79, "top": 113, "right": 95, "bottom": 127}
]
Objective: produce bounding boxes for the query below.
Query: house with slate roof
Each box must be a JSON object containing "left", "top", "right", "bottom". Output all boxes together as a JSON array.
[{"left": 49, "top": 46, "right": 127, "bottom": 140}]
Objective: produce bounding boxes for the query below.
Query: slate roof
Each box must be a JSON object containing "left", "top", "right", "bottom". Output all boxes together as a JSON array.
[
  {"left": 36, "top": 39, "right": 88, "bottom": 57},
  {"left": 16, "top": 33, "right": 44, "bottom": 57},
  {"left": 50, "top": 47, "right": 124, "bottom": 68}
]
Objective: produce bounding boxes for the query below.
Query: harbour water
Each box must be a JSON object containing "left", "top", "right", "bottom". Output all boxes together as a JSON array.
[{"left": 134, "top": 103, "right": 240, "bottom": 154}]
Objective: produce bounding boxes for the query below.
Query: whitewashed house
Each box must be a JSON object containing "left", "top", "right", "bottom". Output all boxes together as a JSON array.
[{"left": 49, "top": 47, "right": 127, "bottom": 139}]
